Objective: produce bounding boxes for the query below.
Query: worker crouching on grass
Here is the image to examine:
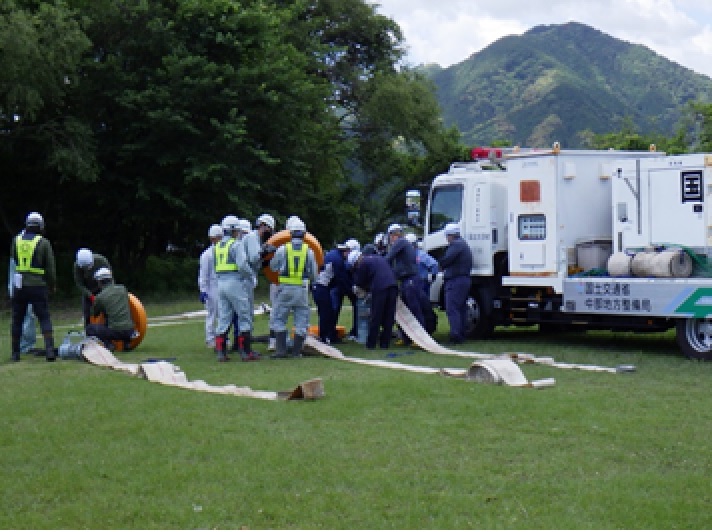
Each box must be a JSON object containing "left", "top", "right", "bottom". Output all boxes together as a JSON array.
[
  {"left": 74, "top": 247, "right": 112, "bottom": 326},
  {"left": 269, "top": 216, "right": 318, "bottom": 358},
  {"left": 85, "top": 268, "right": 135, "bottom": 350}
]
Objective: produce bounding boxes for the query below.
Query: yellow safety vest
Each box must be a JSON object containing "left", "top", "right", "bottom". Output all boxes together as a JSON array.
[
  {"left": 278, "top": 242, "right": 308, "bottom": 285},
  {"left": 214, "top": 239, "right": 238, "bottom": 273},
  {"left": 15, "top": 234, "right": 44, "bottom": 275}
]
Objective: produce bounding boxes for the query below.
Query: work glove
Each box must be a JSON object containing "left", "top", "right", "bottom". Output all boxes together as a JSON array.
[
  {"left": 427, "top": 273, "right": 436, "bottom": 283},
  {"left": 353, "top": 285, "right": 367, "bottom": 299},
  {"left": 260, "top": 243, "right": 277, "bottom": 258},
  {"left": 199, "top": 292, "right": 208, "bottom": 304}
]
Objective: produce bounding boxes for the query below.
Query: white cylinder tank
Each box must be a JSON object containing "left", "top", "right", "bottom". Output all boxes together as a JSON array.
[{"left": 629, "top": 250, "right": 693, "bottom": 278}]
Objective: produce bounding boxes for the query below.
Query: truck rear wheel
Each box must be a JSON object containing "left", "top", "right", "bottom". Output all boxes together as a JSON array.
[
  {"left": 465, "top": 293, "right": 494, "bottom": 339},
  {"left": 676, "top": 318, "right": 712, "bottom": 360}
]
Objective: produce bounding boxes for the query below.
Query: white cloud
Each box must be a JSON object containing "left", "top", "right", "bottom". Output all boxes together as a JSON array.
[{"left": 370, "top": 0, "right": 712, "bottom": 77}]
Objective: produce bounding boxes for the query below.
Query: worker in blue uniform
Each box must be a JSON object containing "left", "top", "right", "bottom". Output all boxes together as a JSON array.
[
  {"left": 439, "top": 223, "right": 473, "bottom": 344},
  {"left": 384, "top": 223, "right": 426, "bottom": 342},
  {"left": 349, "top": 250, "right": 398, "bottom": 350},
  {"left": 323, "top": 242, "right": 351, "bottom": 342}
]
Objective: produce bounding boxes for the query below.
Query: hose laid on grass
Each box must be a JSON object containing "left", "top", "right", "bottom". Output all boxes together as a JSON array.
[{"left": 80, "top": 337, "right": 324, "bottom": 401}]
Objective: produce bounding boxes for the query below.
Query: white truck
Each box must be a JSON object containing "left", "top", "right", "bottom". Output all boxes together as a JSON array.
[{"left": 423, "top": 146, "right": 712, "bottom": 359}]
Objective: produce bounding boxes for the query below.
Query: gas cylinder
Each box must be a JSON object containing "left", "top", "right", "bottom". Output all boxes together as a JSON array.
[{"left": 58, "top": 331, "right": 86, "bottom": 360}]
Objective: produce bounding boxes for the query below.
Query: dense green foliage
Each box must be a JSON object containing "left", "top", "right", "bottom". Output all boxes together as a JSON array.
[
  {"left": 430, "top": 22, "right": 712, "bottom": 148},
  {"left": 1, "top": 0, "right": 462, "bottom": 275}
]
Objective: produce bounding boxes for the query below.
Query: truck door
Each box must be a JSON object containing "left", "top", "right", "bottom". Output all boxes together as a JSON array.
[
  {"left": 424, "top": 183, "right": 464, "bottom": 260},
  {"left": 508, "top": 157, "right": 558, "bottom": 274}
]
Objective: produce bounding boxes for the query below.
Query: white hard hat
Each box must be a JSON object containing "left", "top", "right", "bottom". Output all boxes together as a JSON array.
[
  {"left": 345, "top": 238, "right": 360, "bottom": 251},
  {"left": 221, "top": 215, "right": 239, "bottom": 232},
  {"left": 256, "top": 213, "right": 275, "bottom": 230},
  {"left": 94, "top": 267, "right": 113, "bottom": 282},
  {"left": 25, "top": 211, "right": 44, "bottom": 230},
  {"left": 387, "top": 223, "right": 402, "bottom": 234},
  {"left": 404, "top": 233, "right": 417, "bottom": 244},
  {"left": 76, "top": 248, "right": 94, "bottom": 267},
  {"left": 286, "top": 216, "right": 306, "bottom": 232},
  {"left": 347, "top": 250, "right": 362, "bottom": 266},
  {"left": 444, "top": 223, "right": 460, "bottom": 236},
  {"left": 208, "top": 224, "right": 223, "bottom": 238},
  {"left": 237, "top": 219, "right": 252, "bottom": 233}
]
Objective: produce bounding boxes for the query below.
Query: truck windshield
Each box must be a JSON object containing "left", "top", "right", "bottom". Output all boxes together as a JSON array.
[{"left": 428, "top": 184, "right": 463, "bottom": 233}]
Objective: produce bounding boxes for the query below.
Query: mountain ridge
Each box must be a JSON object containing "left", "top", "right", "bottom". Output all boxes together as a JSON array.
[{"left": 427, "top": 22, "right": 712, "bottom": 148}]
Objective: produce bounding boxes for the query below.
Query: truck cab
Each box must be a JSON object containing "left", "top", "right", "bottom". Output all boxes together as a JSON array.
[{"left": 423, "top": 159, "right": 509, "bottom": 336}]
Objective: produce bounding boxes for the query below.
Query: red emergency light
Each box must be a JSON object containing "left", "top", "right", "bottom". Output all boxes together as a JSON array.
[{"left": 471, "top": 146, "right": 503, "bottom": 161}]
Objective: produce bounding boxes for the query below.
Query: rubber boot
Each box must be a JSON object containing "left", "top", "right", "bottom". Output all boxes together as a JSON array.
[
  {"left": 235, "top": 333, "right": 248, "bottom": 360},
  {"left": 44, "top": 334, "right": 56, "bottom": 362},
  {"left": 11, "top": 336, "right": 20, "bottom": 362},
  {"left": 271, "top": 331, "right": 288, "bottom": 359},
  {"left": 242, "top": 331, "right": 260, "bottom": 361},
  {"left": 291, "top": 334, "right": 305, "bottom": 358},
  {"left": 215, "top": 334, "right": 229, "bottom": 362}
]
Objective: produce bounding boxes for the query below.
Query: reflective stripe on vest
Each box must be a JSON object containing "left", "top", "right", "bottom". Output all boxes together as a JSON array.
[
  {"left": 214, "top": 239, "right": 238, "bottom": 272},
  {"left": 15, "top": 234, "right": 44, "bottom": 275},
  {"left": 278, "top": 242, "right": 308, "bottom": 285}
]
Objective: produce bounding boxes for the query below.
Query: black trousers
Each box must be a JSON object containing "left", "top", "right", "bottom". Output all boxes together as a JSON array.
[
  {"left": 12, "top": 285, "right": 52, "bottom": 338},
  {"left": 85, "top": 323, "right": 133, "bottom": 347},
  {"left": 368, "top": 285, "right": 398, "bottom": 349}
]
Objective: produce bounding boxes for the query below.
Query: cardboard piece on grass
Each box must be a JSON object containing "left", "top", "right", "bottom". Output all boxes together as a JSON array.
[{"left": 277, "top": 378, "right": 325, "bottom": 400}]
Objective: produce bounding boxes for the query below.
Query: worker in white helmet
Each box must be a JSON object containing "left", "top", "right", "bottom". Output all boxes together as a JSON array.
[
  {"left": 384, "top": 223, "right": 426, "bottom": 344},
  {"left": 269, "top": 216, "right": 318, "bottom": 358},
  {"left": 317, "top": 241, "right": 350, "bottom": 344},
  {"left": 74, "top": 247, "right": 112, "bottom": 326},
  {"left": 341, "top": 238, "right": 362, "bottom": 340},
  {"left": 85, "top": 267, "right": 135, "bottom": 350},
  {"left": 10, "top": 212, "right": 57, "bottom": 362},
  {"left": 213, "top": 214, "right": 246, "bottom": 362},
  {"left": 404, "top": 232, "right": 439, "bottom": 335},
  {"left": 232, "top": 213, "right": 276, "bottom": 359},
  {"left": 7, "top": 247, "right": 37, "bottom": 354},
  {"left": 198, "top": 224, "right": 224, "bottom": 348}
]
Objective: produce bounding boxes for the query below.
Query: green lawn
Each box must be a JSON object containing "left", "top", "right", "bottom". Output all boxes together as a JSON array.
[{"left": 1, "top": 294, "right": 711, "bottom": 529}]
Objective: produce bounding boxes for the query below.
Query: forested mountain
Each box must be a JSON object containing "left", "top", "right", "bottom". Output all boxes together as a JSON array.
[{"left": 429, "top": 22, "right": 712, "bottom": 148}]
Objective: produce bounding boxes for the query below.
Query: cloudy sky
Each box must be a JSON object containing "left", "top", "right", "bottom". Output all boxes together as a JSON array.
[{"left": 369, "top": 0, "right": 712, "bottom": 78}]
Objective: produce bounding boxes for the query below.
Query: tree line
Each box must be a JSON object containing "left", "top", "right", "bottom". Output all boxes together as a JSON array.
[
  {"left": 1, "top": 0, "right": 464, "bottom": 278},
  {"left": 4, "top": 0, "right": 712, "bottom": 293}
]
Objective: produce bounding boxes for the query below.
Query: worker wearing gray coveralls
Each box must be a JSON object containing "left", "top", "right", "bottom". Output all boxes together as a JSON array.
[
  {"left": 214, "top": 215, "right": 246, "bottom": 362},
  {"left": 236, "top": 213, "right": 276, "bottom": 357},
  {"left": 269, "top": 216, "right": 318, "bottom": 358}
]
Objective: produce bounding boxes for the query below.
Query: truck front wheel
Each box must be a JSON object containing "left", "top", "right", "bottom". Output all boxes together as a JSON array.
[
  {"left": 464, "top": 293, "right": 494, "bottom": 339},
  {"left": 676, "top": 318, "right": 712, "bottom": 360}
]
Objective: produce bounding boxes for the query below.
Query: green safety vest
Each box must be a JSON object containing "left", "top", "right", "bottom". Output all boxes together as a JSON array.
[
  {"left": 214, "top": 238, "right": 238, "bottom": 273},
  {"left": 15, "top": 234, "right": 44, "bottom": 275},
  {"left": 279, "top": 242, "right": 308, "bottom": 285}
]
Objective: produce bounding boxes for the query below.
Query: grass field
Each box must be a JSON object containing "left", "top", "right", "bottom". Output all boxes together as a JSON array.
[{"left": 1, "top": 292, "right": 712, "bottom": 529}]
